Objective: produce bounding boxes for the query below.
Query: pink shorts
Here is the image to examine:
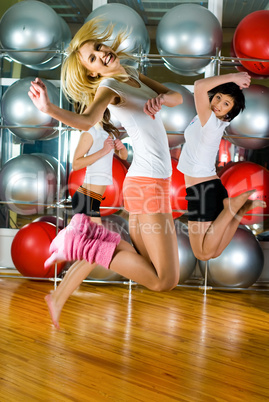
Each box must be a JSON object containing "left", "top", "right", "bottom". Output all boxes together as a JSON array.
[{"left": 123, "top": 176, "right": 172, "bottom": 214}]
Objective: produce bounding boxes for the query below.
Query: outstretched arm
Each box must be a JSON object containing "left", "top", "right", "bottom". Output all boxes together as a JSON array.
[
  {"left": 194, "top": 72, "right": 251, "bottom": 126},
  {"left": 139, "top": 74, "right": 183, "bottom": 120},
  {"left": 28, "top": 78, "right": 117, "bottom": 131}
]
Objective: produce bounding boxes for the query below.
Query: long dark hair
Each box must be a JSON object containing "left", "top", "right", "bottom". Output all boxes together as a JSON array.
[
  {"left": 208, "top": 82, "right": 246, "bottom": 121},
  {"left": 102, "top": 108, "right": 120, "bottom": 138},
  {"left": 73, "top": 103, "right": 120, "bottom": 138}
]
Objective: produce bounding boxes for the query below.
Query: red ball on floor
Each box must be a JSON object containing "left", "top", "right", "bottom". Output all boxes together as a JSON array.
[{"left": 11, "top": 221, "right": 65, "bottom": 278}]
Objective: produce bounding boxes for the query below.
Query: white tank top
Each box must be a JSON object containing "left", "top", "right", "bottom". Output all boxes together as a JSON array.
[
  {"left": 83, "top": 125, "right": 114, "bottom": 185},
  {"left": 99, "top": 67, "right": 172, "bottom": 179},
  {"left": 177, "top": 112, "right": 230, "bottom": 177}
]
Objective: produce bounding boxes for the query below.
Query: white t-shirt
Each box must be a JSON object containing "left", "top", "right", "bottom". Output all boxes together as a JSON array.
[
  {"left": 177, "top": 112, "right": 230, "bottom": 177},
  {"left": 83, "top": 125, "right": 114, "bottom": 185},
  {"left": 99, "top": 67, "right": 172, "bottom": 179}
]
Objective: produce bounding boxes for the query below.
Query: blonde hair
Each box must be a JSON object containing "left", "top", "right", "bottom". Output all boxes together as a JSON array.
[{"left": 61, "top": 17, "right": 131, "bottom": 112}]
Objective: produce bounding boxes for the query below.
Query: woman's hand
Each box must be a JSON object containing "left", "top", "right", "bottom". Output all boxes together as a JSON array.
[
  {"left": 114, "top": 138, "right": 125, "bottom": 151},
  {"left": 143, "top": 94, "right": 165, "bottom": 120},
  {"left": 103, "top": 136, "right": 115, "bottom": 154},
  {"left": 233, "top": 72, "right": 251, "bottom": 89},
  {"left": 114, "top": 138, "right": 128, "bottom": 160},
  {"left": 28, "top": 78, "right": 51, "bottom": 113}
]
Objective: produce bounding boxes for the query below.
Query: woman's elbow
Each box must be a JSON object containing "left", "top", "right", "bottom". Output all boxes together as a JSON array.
[
  {"left": 72, "top": 160, "right": 81, "bottom": 171},
  {"left": 80, "top": 123, "right": 92, "bottom": 132},
  {"left": 177, "top": 93, "right": 183, "bottom": 105}
]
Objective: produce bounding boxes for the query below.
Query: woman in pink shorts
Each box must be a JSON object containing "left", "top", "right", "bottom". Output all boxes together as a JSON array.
[{"left": 28, "top": 18, "right": 183, "bottom": 329}]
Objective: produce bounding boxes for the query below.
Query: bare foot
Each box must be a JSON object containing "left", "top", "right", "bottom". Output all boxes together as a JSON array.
[
  {"left": 45, "top": 294, "right": 61, "bottom": 330},
  {"left": 239, "top": 199, "right": 267, "bottom": 215},
  {"left": 223, "top": 190, "right": 256, "bottom": 216}
]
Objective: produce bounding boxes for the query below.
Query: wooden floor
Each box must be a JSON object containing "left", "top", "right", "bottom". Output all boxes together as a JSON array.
[{"left": 0, "top": 278, "right": 269, "bottom": 402}]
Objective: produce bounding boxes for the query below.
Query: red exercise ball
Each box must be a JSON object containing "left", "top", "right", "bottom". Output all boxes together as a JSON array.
[
  {"left": 233, "top": 11, "right": 269, "bottom": 75},
  {"left": 220, "top": 161, "right": 269, "bottom": 225},
  {"left": 11, "top": 221, "right": 65, "bottom": 278},
  {"left": 68, "top": 167, "right": 86, "bottom": 197},
  {"left": 230, "top": 41, "right": 268, "bottom": 80},
  {"left": 33, "top": 215, "right": 65, "bottom": 230},
  {"left": 218, "top": 161, "right": 239, "bottom": 178},
  {"left": 170, "top": 158, "right": 187, "bottom": 219},
  {"left": 101, "top": 156, "right": 127, "bottom": 216}
]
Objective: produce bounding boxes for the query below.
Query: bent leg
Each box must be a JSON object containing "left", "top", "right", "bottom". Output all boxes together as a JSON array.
[
  {"left": 188, "top": 191, "right": 266, "bottom": 260},
  {"left": 45, "top": 214, "right": 180, "bottom": 328},
  {"left": 213, "top": 198, "right": 266, "bottom": 257},
  {"left": 127, "top": 213, "right": 180, "bottom": 289}
]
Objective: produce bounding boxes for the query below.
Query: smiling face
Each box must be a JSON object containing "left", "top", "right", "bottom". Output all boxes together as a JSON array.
[
  {"left": 79, "top": 41, "right": 123, "bottom": 78},
  {"left": 211, "top": 93, "right": 235, "bottom": 120}
]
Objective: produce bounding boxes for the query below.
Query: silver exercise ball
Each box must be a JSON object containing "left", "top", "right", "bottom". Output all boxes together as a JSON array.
[
  {"left": 198, "top": 227, "right": 264, "bottom": 288},
  {"left": 160, "top": 83, "right": 196, "bottom": 148},
  {"left": 1, "top": 77, "right": 59, "bottom": 141},
  {"left": 225, "top": 85, "right": 269, "bottom": 149},
  {"left": 25, "top": 17, "right": 72, "bottom": 71},
  {"left": 174, "top": 220, "right": 197, "bottom": 284},
  {"left": 87, "top": 214, "right": 131, "bottom": 281},
  {"left": 0, "top": 0, "right": 62, "bottom": 65},
  {"left": 31, "top": 153, "right": 66, "bottom": 198},
  {"left": 85, "top": 3, "right": 150, "bottom": 55},
  {"left": 163, "top": 60, "right": 206, "bottom": 77},
  {"left": 156, "top": 4, "right": 222, "bottom": 76},
  {"left": 0, "top": 154, "right": 57, "bottom": 215}
]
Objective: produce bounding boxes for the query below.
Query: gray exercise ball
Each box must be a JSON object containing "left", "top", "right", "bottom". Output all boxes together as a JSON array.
[
  {"left": 156, "top": 4, "right": 222, "bottom": 76},
  {"left": 225, "top": 85, "right": 269, "bottom": 149},
  {"left": 198, "top": 227, "right": 264, "bottom": 288},
  {"left": 174, "top": 220, "right": 197, "bottom": 284},
  {"left": 1, "top": 77, "right": 59, "bottom": 141},
  {"left": 87, "top": 214, "right": 131, "bottom": 281},
  {"left": 25, "top": 16, "right": 72, "bottom": 71},
  {"left": 163, "top": 60, "right": 206, "bottom": 77},
  {"left": 160, "top": 83, "right": 196, "bottom": 148},
  {"left": 85, "top": 3, "right": 150, "bottom": 55},
  {"left": 31, "top": 153, "right": 66, "bottom": 198},
  {"left": 0, "top": 154, "right": 57, "bottom": 215},
  {"left": 0, "top": 0, "right": 62, "bottom": 65}
]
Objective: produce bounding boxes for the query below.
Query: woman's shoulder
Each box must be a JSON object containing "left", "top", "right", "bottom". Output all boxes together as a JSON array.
[
  {"left": 123, "top": 65, "right": 139, "bottom": 78},
  {"left": 202, "top": 111, "right": 230, "bottom": 131}
]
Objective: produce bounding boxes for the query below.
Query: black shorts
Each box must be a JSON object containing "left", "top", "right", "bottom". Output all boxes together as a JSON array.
[
  {"left": 72, "top": 186, "right": 103, "bottom": 217},
  {"left": 185, "top": 179, "right": 228, "bottom": 222}
]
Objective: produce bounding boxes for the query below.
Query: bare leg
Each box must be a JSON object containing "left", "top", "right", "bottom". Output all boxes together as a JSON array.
[
  {"left": 91, "top": 216, "right": 102, "bottom": 225},
  {"left": 45, "top": 260, "right": 98, "bottom": 329},
  {"left": 117, "top": 213, "right": 180, "bottom": 288},
  {"left": 213, "top": 198, "right": 266, "bottom": 257},
  {"left": 45, "top": 213, "right": 180, "bottom": 329},
  {"left": 128, "top": 213, "right": 151, "bottom": 263},
  {"left": 188, "top": 190, "right": 266, "bottom": 260}
]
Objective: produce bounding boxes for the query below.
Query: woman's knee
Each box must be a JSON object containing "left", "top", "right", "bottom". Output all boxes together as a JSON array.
[
  {"left": 194, "top": 250, "right": 215, "bottom": 261},
  {"left": 151, "top": 273, "right": 179, "bottom": 292}
]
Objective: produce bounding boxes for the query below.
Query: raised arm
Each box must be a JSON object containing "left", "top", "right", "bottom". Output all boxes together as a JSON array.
[
  {"left": 139, "top": 74, "right": 183, "bottom": 119},
  {"left": 28, "top": 78, "right": 117, "bottom": 131},
  {"left": 194, "top": 72, "right": 251, "bottom": 126}
]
